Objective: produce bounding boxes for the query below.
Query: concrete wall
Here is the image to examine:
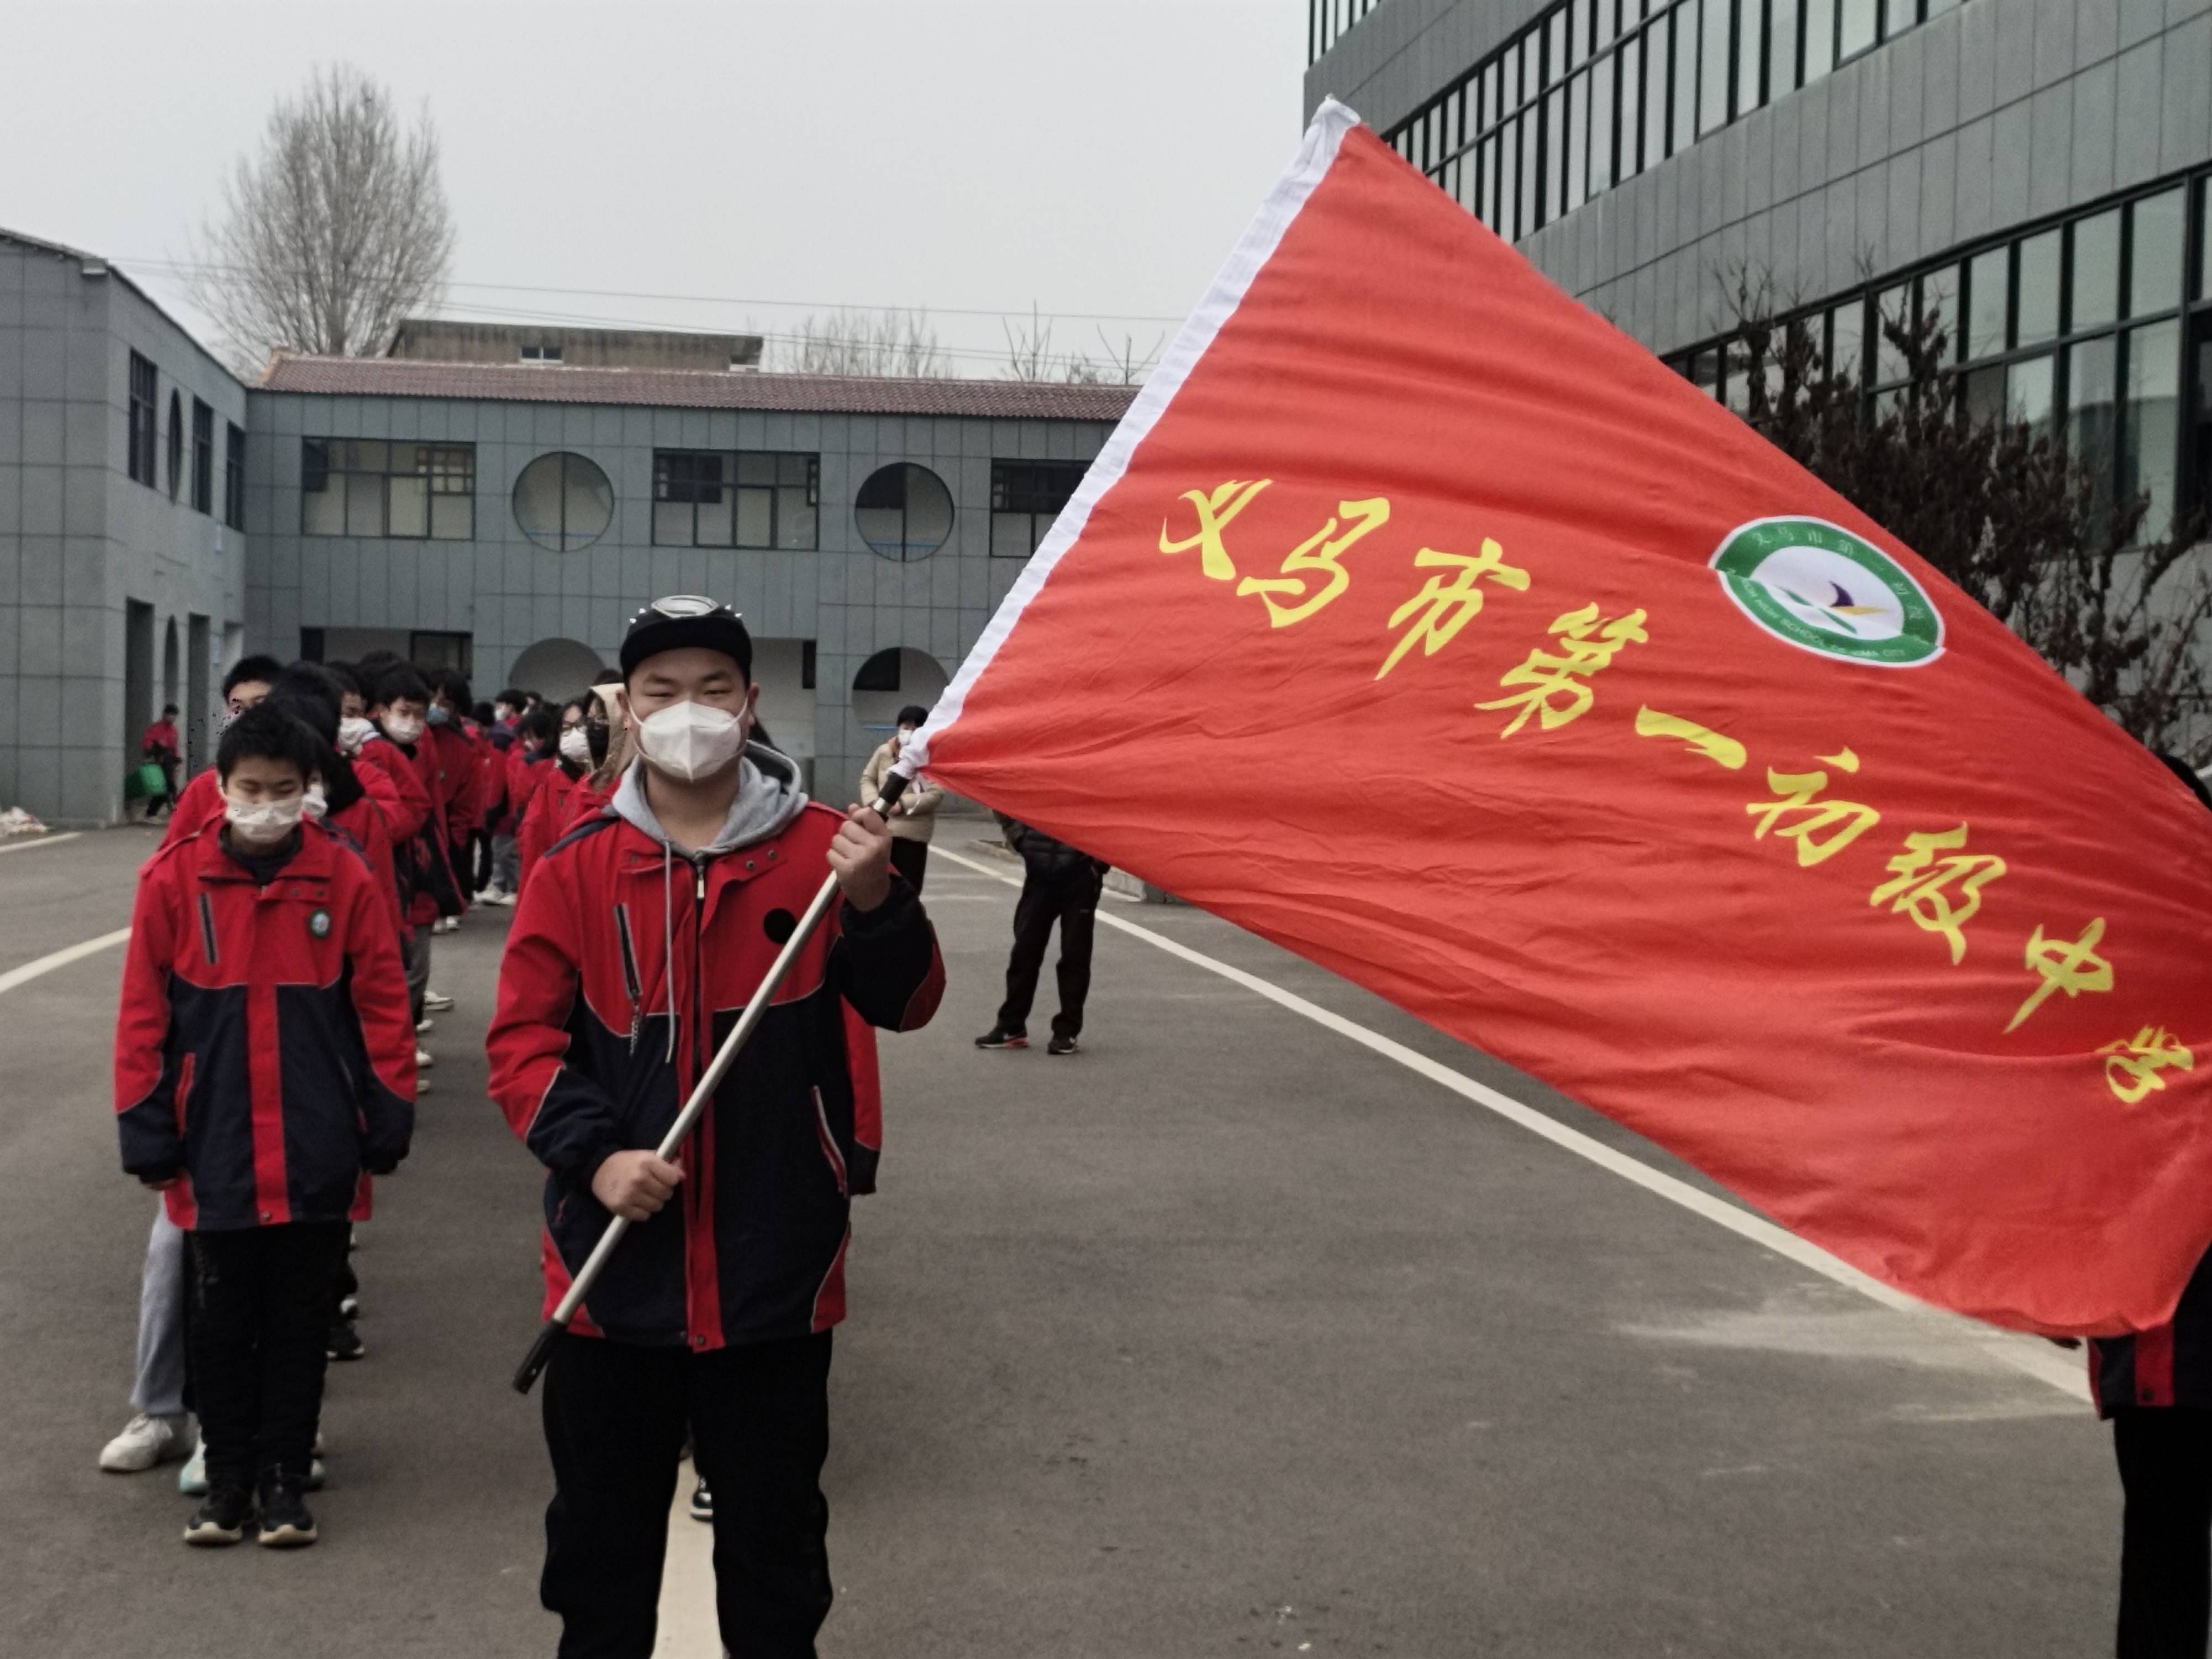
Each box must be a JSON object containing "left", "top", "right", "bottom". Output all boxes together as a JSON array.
[
  {"left": 244, "top": 396, "right": 1111, "bottom": 804},
  {"left": 388, "top": 320, "right": 764, "bottom": 371},
  {"left": 1308, "top": 0, "right": 2212, "bottom": 357},
  {"left": 0, "top": 239, "right": 243, "bottom": 825}
]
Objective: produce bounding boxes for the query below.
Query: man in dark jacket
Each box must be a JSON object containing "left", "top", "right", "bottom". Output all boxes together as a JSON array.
[
  {"left": 487, "top": 596, "right": 943, "bottom": 1659},
  {"left": 975, "top": 815, "right": 1109, "bottom": 1056}
]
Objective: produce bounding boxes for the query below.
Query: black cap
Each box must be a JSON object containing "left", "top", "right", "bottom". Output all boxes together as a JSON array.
[{"left": 619, "top": 596, "right": 753, "bottom": 681}]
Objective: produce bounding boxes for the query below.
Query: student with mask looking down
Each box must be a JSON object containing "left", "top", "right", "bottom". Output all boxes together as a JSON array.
[{"left": 487, "top": 597, "right": 943, "bottom": 1659}]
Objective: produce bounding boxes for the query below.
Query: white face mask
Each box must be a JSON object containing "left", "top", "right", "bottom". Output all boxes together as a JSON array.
[
  {"left": 225, "top": 791, "right": 306, "bottom": 846},
  {"left": 301, "top": 782, "right": 328, "bottom": 821},
  {"left": 634, "top": 700, "right": 748, "bottom": 784},
  {"left": 383, "top": 713, "right": 424, "bottom": 745},
  {"left": 558, "top": 726, "right": 592, "bottom": 765},
  {"left": 337, "top": 716, "right": 375, "bottom": 756}
]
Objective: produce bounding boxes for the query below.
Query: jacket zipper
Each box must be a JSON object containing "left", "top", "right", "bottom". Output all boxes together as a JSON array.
[{"left": 613, "top": 902, "right": 643, "bottom": 1052}]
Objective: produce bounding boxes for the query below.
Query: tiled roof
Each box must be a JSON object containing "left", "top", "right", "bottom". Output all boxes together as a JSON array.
[{"left": 257, "top": 353, "right": 1142, "bottom": 421}]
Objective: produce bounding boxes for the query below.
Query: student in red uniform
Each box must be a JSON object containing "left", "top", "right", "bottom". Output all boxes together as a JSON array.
[
  {"left": 517, "top": 698, "right": 600, "bottom": 895},
  {"left": 141, "top": 704, "right": 182, "bottom": 815},
  {"left": 424, "top": 669, "right": 483, "bottom": 936},
  {"left": 114, "top": 705, "right": 415, "bottom": 1548},
  {"left": 487, "top": 598, "right": 942, "bottom": 1658}
]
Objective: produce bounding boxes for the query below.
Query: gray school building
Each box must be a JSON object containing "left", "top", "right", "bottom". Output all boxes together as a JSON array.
[
  {"left": 0, "top": 228, "right": 1133, "bottom": 825},
  {"left": 1310, "top": 0, "right": 2212, "bottom": 552}
]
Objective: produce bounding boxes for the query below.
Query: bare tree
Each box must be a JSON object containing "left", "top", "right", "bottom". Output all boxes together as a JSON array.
[
  {"left": 1723, "top": 270, "right": 2212, "bottom": 758},
  {"left": 190, "top": 65, "right": 455, "bottom": 371},
  {"left": 1001, "top": 308, "right": 1159, "bottom": 385},
  {"left": 774, "top": 307, "right": 948, "bottom": 377}
]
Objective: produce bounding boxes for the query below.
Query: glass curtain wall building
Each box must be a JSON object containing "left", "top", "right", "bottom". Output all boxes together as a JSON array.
[{"left": 1307, "top": 0, "right": 2212, "bottom": 543}]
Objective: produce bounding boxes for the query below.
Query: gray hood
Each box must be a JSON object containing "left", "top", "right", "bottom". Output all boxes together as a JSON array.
[{"left": 609, "top": 742, "right": 811, "bottom": 857}]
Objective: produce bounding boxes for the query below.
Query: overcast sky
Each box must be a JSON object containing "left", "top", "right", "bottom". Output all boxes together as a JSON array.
[{"left": 1, "top": 0, "right": 1310, "bottom": 377}]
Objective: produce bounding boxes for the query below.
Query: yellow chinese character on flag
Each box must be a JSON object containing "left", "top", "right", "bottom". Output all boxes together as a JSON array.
[
  {"left": 1746, "top": 749, "right": 1881, "bottom": 867},
  {"left": 1160, "top": 479, "right": 1272, "bottom": 581},
  {"left": 1236, "top": 497, "right": 1390, "bottom": 627},
  {"left": 1868, "top": 826, "right": 2007, "bottom": 964},
  {"left": 2098, "top": 1026, "right": 2194, "bottom": 1105},
  {"left": 1476, "top": 604, "right": 1649, "bottom": 737},
  {"left": 1376, "top": 541, "right": 1531, "bottom": 680},
  {"left": 2005, "top": 917, "right": 2114, "bottom": 1034},
  {"left": 1634, "top": 707, "right": 1747, "bottom": 770}
]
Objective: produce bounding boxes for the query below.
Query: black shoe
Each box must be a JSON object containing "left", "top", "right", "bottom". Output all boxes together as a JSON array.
[
  {"left": 326, "top": 1317, "right": 364, "bottom": 1361},
  {"left": 975, "top": 1025, "right": 1028, "bottom": 1050},
  {"left": 255, "top": 1470, "right": 317, "bottom": 1548},
  {"left": 1047, "top": 1033, "right": 1079, "bottom": 1056},
  {"left": 183, "top": 1481, "right": 254, "bottom": 1546},
  {"left": 689, "top": 1475, "right": 712, "bottom": 1523}
]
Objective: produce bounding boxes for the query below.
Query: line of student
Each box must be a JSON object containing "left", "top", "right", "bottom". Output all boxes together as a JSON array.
[{"left": 98, "top": 649, "right": 585, "bottom": 1546}]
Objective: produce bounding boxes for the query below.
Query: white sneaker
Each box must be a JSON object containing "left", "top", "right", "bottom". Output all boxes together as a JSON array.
[
  {"left": 415, "top": 1017, "right": 435, "bottom": 1035},
  {"left": 423, "top": 990, "right": 455, "bottom": 1012},
  {"left": 178, "top": 1434, "right": 208, "bottom": 1495},
  {"left": 483, "top": 888, "right": 515, "bottom": 907},
  {"left": 415, "top": 1047, "right": 435, "bottom": 1070},
  {"left": 100, "top": 1411, "right": 190, "bottom": 1473}
]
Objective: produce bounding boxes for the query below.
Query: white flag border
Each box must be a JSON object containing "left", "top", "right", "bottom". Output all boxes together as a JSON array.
[{"left": 895, "top": 98, "right": 1365, "bottom": 781}]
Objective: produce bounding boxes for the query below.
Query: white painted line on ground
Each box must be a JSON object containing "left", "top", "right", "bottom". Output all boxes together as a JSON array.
[
  {"left": 655, "top": 1459, "right": 717, "bottom": 1657},
  {"left": 931, "top": 846, "right": 2085, "bottom": 1400},
  {"left": 0, "top": 927, "right": 131, "bottom": 997},
  {"left": 0, "top": 832, "right": 80, "bottom": 855}
]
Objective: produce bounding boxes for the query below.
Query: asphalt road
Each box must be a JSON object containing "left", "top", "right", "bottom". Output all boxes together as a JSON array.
[{"left": 1, "top": 823, "right": 2120, "bottom": 1658}]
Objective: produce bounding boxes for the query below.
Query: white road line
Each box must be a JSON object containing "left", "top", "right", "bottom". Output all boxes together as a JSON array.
[
  {"left": 0, "top": 832, "right": 80, "bottom": 855},
  {"left": 0, "top": 927, "right": 131, "bottom": 997},
  {"left": 930, "top": 846, "right": 2084, "bottom": 1400},
  {"left": 654, "top": 1460, "right": 718, "bottom": 1657}
]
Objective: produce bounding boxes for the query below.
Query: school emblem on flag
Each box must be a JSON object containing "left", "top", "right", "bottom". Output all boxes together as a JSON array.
[{"left": 1710, "top": 518, "right": 1945, "bottom": 668}]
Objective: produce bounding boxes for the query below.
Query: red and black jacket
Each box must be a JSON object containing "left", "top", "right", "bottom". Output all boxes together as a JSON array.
[
  {"left": 486, "top": 799, "right": 943, "bottom": 1350},
  {"left": 2092, "top": 1252, "right": 2212, "bottom": 1414},
  {"left": 114, "top": 821, "right": 417, "bottom": 1231}
]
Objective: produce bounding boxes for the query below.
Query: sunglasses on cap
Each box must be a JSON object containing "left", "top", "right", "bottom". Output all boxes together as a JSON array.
[{"left": 631, "top": 594, "right": 743, "bottom": 623}]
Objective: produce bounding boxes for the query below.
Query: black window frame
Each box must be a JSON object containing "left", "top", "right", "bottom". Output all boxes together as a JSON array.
[
  {"left": 650, "top": 448, "right": 821, "bottom": 550},
  {"left": 989, "top": 459, "right": 1087, "bottom": 557},
  {"left": 1665, "top": 168, "right": 2204, "bottom": 544},
  {"left": 165, "top": 390, "right": 183, "bottom": 502},
  {"left": 301, "top": 438, "right": 478, "bottom": 540},
  {"left": 127, "top": 353, "right": 158, "bottom": 487},
  {"left": 190, "top": 399, "right": 214, "bottom": 515},
  {"left": 224, "top": 422, "right": 247, "bottom": 532}
]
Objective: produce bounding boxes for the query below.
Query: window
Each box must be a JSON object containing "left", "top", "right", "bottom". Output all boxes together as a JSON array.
[
  {"left": 651, "top": 450, "right": 819, "bottom": 549},
  {"left": 520, "top": 344, "right": 564, "bottom": 363},
  {"left": 190, "top": 399, "right": 213, "bottom": 515},
  {"left": 166, "top": 391, "right": 183, "bottom": 501},
  {"left": 854, "top": 463, "right": 953, "bottom": 562},
  {"left": 513, "top": 452, "right": 612, "bottom": 550},
  {"left": 990, "top": 460, "right": 1086, "bottom": 557},
  {"left": 127, "top": 353, "right": 157, "bottom": 487},
  {"left": 2130, "top": 190, "right": 2187, "bottom": 320},
  {"left": 2071, "top": 210, "right": 2122, "bottom": 333},
  {"left": 302, "top": 440, "right": 476, "bottom": 539},
  {"left": 225, "top": 423, "right": 246, "bottom": 532},
  {"left": 2122, "top": 320, "right": 2180, "bottom": 537}
]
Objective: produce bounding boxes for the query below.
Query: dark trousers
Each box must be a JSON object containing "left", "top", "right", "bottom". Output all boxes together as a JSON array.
[
  {"left": 186, "top": 1223, "right": 350, "bottom": 1486},
  {"left": 541, "top": 1332, "right": 834, "bottom": 1659},
  {"left": 997, "top": 864, "right": 1101, "bottom": 1040},
  {"left": 2117, "top": 1407, "right": 2212, "bottom": 1658},
  {"left": 888, "top": 837, "right": 928, "bottom": 895},
  {"left": 469, "top": 828, "right": 494, "bottom": 893}
]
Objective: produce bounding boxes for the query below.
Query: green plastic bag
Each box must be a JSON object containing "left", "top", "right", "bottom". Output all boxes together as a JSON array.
[{"left": 124, "top": 761, "right": 168, "bottom": 801}]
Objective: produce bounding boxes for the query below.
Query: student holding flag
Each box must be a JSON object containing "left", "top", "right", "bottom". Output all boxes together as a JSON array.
[{"left": 487, "top": 597, "right": 942, "bottom": 1657}]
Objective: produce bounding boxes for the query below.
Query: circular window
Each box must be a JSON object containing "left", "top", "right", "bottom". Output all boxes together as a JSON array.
[
  {"left": 854, "top": 463, "right": 952, "bottom": 562},
  {"left": 514, "top": 452, "right": 614, "bottom": 551}
]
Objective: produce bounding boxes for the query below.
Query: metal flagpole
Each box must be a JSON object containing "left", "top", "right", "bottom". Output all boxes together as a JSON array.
[{"left": 512, "top": 770, "right": 911, "bottom": 1394}]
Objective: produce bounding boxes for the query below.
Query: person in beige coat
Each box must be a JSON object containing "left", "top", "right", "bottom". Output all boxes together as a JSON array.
[{"left": 858, "top": 705, "right": 942, "bottom": 893}]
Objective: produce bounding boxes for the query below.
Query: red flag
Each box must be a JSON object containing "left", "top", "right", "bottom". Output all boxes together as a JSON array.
[{"left": 907, "top": 102, "right": 2212, "bottom": 1337}]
